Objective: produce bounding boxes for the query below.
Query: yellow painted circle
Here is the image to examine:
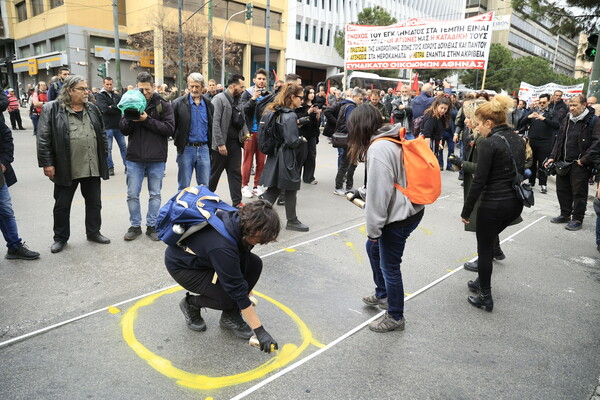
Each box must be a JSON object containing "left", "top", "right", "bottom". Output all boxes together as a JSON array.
[{"left": 121, "top": 286, "right": 320, "bottom": 390}]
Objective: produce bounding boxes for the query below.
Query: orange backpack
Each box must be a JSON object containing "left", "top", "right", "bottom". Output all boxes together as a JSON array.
[{"left": 373, "top": 128, "right": 441, "bottom": 205}]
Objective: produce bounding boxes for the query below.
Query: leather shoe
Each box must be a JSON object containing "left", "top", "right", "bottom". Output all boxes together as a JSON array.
[
  {"left": 51, "top": 241, "right": 66, "bottom": 253},
  {"left": 87, "top": 233, "right": 111, "bottom": 244},
  {"left": 551, "top": 215, "right": 570, "bottom": 224},
  {"left": 286, "top": 219, "right": 309, "bottom": 232},
  {"left": 463, "top": 260, "right": 478, "bottom": 272}
]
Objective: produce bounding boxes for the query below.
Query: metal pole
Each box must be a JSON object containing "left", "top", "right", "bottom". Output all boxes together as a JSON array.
[
  {"left": 589, "top": 55, "right": 600, "bottom": 99},
  {"left": 178, "top": 0, "right": 184, "bottom": 91},
  {"left": 208, "top": 0, "right": 213, "bottom": 79},
  {"left": 112, "top": 0, "right": 121, "bottom": 91},
  {"left": 265, "top": 0, "right": 270, "bottom": 90},
  {"left": 221, "top": 10, "right": 246, "bottom": 86}
]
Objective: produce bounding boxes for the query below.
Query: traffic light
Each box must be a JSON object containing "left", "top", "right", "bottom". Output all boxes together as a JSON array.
[
  {"left": 245, "top": 3, "right": 253, "bottom": 20},
  {"left": 585, "top": 32, "right": 598, "bottom": 61},
  {"left": 97, "top": 63, "right": 107, "bottom": 79}
]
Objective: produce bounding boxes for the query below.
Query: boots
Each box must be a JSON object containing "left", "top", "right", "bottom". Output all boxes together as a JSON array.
[
  {"left": 467, "top": 277, "right": 480, "bottom": 293},
  {"left": 468, "top": 287, "right": 493, "bottom": 312}
]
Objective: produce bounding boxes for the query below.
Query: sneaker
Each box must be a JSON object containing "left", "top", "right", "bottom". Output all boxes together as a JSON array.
[
  {"left": 219, "top": 310, "right": 253, "bottom": 339},
  {"left": 362, "top": 294, "right": 388, "bottom": 310},
  {"left": 565, "top": 220, "right": 582, "bottom": 231},
  {"left": 551, "top": 215, "right": 570, "bottom": 224},
  {"left": 6, "top": 243, "right": 40, "bottom": 260},
  {"left": 146, "top": 226, "right": 160, "bottom": 241},
  {"left": 235, "top": 202, "right": 245, "bottom": 209},
  {"left": 241, "top": 185, "right": 253, "bottom": 198},
  {"left": 368, "top": 312, "right": 405, "bottom": 332},
  {"left": 124, "top": 226, "right": 142, "bottom": 241},
  {"left": 540, "top": 185, "right": 547, "bottom": 194},
  {"left": 179, "top": 295, "right": 207, "bottom": 332},
  {"left": 333, "top": 188, "right": 346, "bottom": 196},
  {"left": 252, "top": 186, "right": 265, "bottom": 197}
]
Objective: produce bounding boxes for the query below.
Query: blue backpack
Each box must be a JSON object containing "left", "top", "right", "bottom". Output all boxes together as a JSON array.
[{"left": 156, "top": 186, "right": 237, "bottom": 253}]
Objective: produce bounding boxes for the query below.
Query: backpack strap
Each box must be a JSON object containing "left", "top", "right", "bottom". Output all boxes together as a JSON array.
[
  {"left": 372, "top": 134, "right": 406, "bottom": 193},
  {"left": 156, "top": 102, "right": 163, "bottom": 118}
]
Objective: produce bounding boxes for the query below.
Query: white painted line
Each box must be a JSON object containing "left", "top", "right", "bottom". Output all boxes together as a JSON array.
[
  {"left": 347, "top": 308, "right": 363, "bottom": 315},
  {"left": 229, "top": 215, "right": 547, "bottom": 400}
]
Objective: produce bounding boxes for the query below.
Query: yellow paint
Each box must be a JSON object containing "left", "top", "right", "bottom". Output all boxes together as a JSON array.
[
  {"left": 332, "top": 233, "right": 340, "bottom": 236},
  {"left": 418, "top": 227, "right": 432, "bottom": 235},
  {"left": 345, "top": 241, "right": 363, "bottom": 264},
  {"left": 457, "top": 253, "right": 478, "bottom": 263},
  {"left": 446, "top": 269, "right": 455, "bottom": 272},
  {"left": 121, "top": 287, "right": 321, "bottom": 390},
  {"left": 310, "top": 338, "right": 326, "bottom": 348},
  {"left": 280, "top": 247, "right": 296, "bottom": 253},
  {"left": 404, "top": 293, "right": 412, "bottom": 296},
  {"left": 358, "top": 225, "right": 367, "bottom": 236},
  {"left": 108, "top": 306, "right": 121, "bottom": 314},
  {"left": 205, "top": 397, "right": 214, "bottom": 400}
]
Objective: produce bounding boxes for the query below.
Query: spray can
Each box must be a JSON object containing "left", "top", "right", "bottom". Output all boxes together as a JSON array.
[
  {"left": 172, "top": 224, "right": 185, "bottom": 234},
  {"left": 249, "top": 295, "right": 258, "bottom": 307},
  {"left": 345, "top": 192, "right": 365, "bottom": 209},
  {"left": 249, "top": 335, "right": 276, "bottom": 352}
]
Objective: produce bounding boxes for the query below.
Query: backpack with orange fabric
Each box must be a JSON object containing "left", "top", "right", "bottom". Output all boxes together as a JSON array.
[{"left": 373, "top": 127, "right": 442, "bottom": 205}]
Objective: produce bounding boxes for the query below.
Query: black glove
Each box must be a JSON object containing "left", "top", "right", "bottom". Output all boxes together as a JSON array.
[
  {"left": 254, "top": 325, "right": 278, "bottom": 353},
  {"left": 348, "top": 186, "right": 366, "bottom": 202},
  {"left": 448, "top": 154, "right": 463, "bottom": 168}
]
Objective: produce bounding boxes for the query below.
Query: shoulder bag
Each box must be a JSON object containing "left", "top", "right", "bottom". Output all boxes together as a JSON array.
[{"left": 499, "top": 135, "right": 534, "bottom": 207}]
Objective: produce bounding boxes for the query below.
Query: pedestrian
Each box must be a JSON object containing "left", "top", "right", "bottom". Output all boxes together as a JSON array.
[
  {"left": 208, "top": 74, "right": 249, "bottom": 208},
  {"left": 172, "top": 72, "right": 214, "bottom": 190},
  {"left": 391, "top": 86, "right": 413, "bottom": 138},
  {"left": 545, "top": 95, "right": 600, "bottom": 231},
  {"left": 296, "top": 85, "right": 321, "bottom": 185},
  {"left": 47, "top": 66, "right": 70, "bottom": 101},
  {"left": 411, "top": 81, "right": 451, "bottom": 121},
  {"left": 421, "top": 96, "right": 452, "bottom": 165},
  {"left": 260, "top": 83, "right": 310, "bottom": 232},
  {"left": 346, "top": 104, "right": 425, "bottom": 332},
  {"left": 460, "top": 94, "right": 526, "bottom": 312},
  {"left": 1, "top": 121, "right": 40, "bottom": 260},
  {"left": 37, "top": 75, "right": 111, "bottom": 253},
  {"left": 7, "top": 89, "right": 25, "bottom": 130},
  {"left": 95, "top": 77, "right": 126, "bottom": 176},
  {"left": 120, "top": 72, "right": 175, "bottom": 241},
  {"left": 30, "top": 81, "right": 48, "bottom": 136}
]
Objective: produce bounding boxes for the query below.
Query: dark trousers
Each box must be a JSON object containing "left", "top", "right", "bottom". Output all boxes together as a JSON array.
[
  {"left": 529, "top": 140, "right": 552, "bottom": 186},
  {"left": 53, "top": 177, "right": 102, "bottom": 242},
  {"left": 263, "top": 186, "right": 298, "bottom": 221},
  {"left": 167, "top": 253, "right": 263, "bottom": 311},
  {"left": 476, "top": 198, "right": 523, "bottom": 289},
  {"left": 556, "top": 163, "right": 590, "bottom": 222},
  {"left": 335, "top": 147, "right": 356, "bottom": 191},
  {"left": 209, "top": 140, "right": 243, "bottom": 205},
  {"left": 9, "top": 111, "right": 23, "bottom": 129},
  {"left": 301, "top": 136, "right": 317, "bottom": 183}
]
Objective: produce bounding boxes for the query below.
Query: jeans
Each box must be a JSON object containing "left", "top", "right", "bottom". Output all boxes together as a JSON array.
[
  {"left": 105, "top": 129, "right": 127, "bottom": 170},
  {"left": 53, "top": 177, "right": 102, "bottom": 242},
  {"left": 31, "top": 114, "right": 39, "bottom": 135},
  {"left": 126, "top": 161, "right": 165, "bottom": 227},
  {"left": 0, "top": 183, "right": 21, "bottom": 248},
  {"left": 241, "top": 132, "right": 266, "bottom": 188},
  {"left": 335, "top": 147, "right": 356, "bottom": 191},
  {"left": 438, "top": 131, "right": 455, "bottom": 168},
  {"left": 176, "top": 144, "right": 210, "bottom": 191},
  {"left": 367, "top": 217, "right": 422, "bottom": 320}
]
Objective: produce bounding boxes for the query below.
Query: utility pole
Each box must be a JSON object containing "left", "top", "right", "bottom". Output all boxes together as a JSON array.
[
  {"left": 112, "top": 0, "right": 121, "bottom": 90},
  {"left": 178, "top": 0, "right": 184, "bottom": 91},
  {"left": 265, "top": 0, "right": 270, "bottom": 90},
  {"left": 222, "top": 9, "right": 247, "bottom": 86}
]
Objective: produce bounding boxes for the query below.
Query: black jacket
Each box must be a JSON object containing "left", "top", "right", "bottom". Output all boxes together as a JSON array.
[
  {"left": 461, "top": 125, "right": 526, "bottom": 219},
  {"left": 0, "top": 121, "right": 16, "bottom": 187},
  {"left": 95, "top": 89, "right": 122, "bottom": 130},
  {"left": 516, "top": 108, "right": 559, "bottom": 142},
  {"left": 323, "top": 100, "right": 343, "bottom": 137},
  {"left": 422, "top": 113, "right": 445, "bottom": 141},
  {"left": 0, "top": 92, "right": 8, "bottom": 124},
  {"left": 164, "top": 210, "right": 254, "bottom": 311},
  {"left": 241, "top": 87, "right": 271, "bottom": 132},
  {"left": 333, "top": 99, "right": 357, "bottom": 134},
  {"left": 37, "top": 101, "right": 109, "bottom": 186},
  {"left": 551, "top": 110, "right": 600, "bottom": 165},
  {"left": 549, "top": 99, "right": 569, "bottom": 124},
  {"left": 119, "top": 92, "right": 175, "bottom": 163},
  {"left": 295, "top": 105, "right": 320, "bottom": 139},
  {"left": 172, "top": 94, "right": 214, "bottom": 155}
]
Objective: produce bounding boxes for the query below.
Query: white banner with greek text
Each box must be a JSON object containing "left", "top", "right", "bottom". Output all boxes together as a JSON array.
[{"left": 518, "top": 82, "right": 585, "bottom": 102}]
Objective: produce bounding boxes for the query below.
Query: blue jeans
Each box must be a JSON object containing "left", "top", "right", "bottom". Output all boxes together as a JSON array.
[
  {"left": 438, "top": 131, "right": 455, "bottom": 168},
  {"left": 106, "top": 129, "right": 127, "bottom": 169},
  {"left": 366, "top": 217, "right": 422, "bottom": 320},
  {"left": 126, "top": 161, "right": 165, "bottom": 227},
  {"left": 0, "top": 183, "right": 21, "bottom": 248},
  {"left": 176, "top": 145, "right": 210, "bottom": 190},
  {"left": 31, "top": 114, "right": 39, "bottom": 136}
]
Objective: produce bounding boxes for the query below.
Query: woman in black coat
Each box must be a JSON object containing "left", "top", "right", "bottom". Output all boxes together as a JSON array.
[
  {"left": 295, "top": 85, "right": 321, "bottom": 185},
  {"left": 460, "top": 94, "right": 526, "bottom": 312},
  {"left": 260, "top": 83, "right": 309, "bottom": 232},
  {"left": 421, "top": 96, "right": 452, "bottom": 165}
]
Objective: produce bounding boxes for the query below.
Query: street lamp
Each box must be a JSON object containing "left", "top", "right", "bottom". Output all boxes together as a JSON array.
[{"left": 221, "top": 8, "right": 249, "bottom": 86}]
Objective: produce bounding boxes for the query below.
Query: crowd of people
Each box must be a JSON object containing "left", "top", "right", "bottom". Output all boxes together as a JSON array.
[{"left": 1, "top": 67, "right": 600, "bottom": 349}]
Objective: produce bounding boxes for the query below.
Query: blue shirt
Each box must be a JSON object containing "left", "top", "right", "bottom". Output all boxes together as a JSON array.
[
  {"left": 251, "top": 95, "right": 265, "bottom": 132},
  {"left": 188, "top": 94, "right": 208, "bottom": 143}
]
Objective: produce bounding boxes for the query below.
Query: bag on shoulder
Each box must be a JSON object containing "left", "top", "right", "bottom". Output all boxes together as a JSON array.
[
  {"left": 412, "top": 115, "right": 426, "bottom": 137},
  {"left": 499, "top": 135, "right": 534, "bottom": 208},
  {"left": 258, "top": 110, "right": 282, "bottom": 156},
  {"left": 156, "top": 186, "right": 237, "bottom": 253},
  {"left": 332, "top": 132, "right": 349, "bottom": 148},
  {"left": 373, "top": 128, "right": 442, "bottom": 205}
]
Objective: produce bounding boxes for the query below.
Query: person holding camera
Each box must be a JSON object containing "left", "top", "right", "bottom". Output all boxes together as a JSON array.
[
  {"left": 544, "top": 95, "right": 600, "bottom": 231},
  {"left": 296, "top": 85, "right": 321, "bottom": 185},
  {"left": 120, "top": 72, "right": 175, "bottom": 241}
]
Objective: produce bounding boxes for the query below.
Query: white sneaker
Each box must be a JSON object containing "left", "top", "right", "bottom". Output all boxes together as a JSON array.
[
  {"left": 241, "top": 186, "right": 253, "bottom": 198},
  {"left": 253, "top": 186, "right": 265, "bottom": 197},
  {"left": 333, "top": 188, "right": 346, "bottom": 196}
]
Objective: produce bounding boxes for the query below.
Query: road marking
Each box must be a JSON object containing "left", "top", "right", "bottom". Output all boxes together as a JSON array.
[
  {"left": 345, "top": 241, "right": 363, "bottom": 264},
  {"left": 229, "top": 216, "right": 547, "bottom": 400},
  {"left": 347, "top": 308, "right": 363, "bottom": 315}
]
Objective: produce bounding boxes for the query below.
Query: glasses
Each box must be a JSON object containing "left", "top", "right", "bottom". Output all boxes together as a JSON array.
[
  {"left": 538, "top": 101, "right": 548, "bottom": 105},
  {"left": 73, "top": 87, "right": 89, "bottom": 92}
]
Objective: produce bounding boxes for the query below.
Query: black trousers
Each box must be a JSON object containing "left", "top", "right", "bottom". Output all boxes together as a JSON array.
[
  {"left": 335, "top": 147, "right": 356, "bottom": 191},
  {"left": 476, "top": 197, "right": 523, "bottom": 289},
  {"left": 9, "top": 111, "right": 23, "bottom": 129},
  {"left": 167, "top": 253, "right": 263, "bottom": 311},
  {"left": 556, "top": 163, "right": 590, "bottom": 222},
  {"left": 53, "top": 177, "right": 102, "bottom": 242},
  {"left": 263, "top": 186, "right": 298, "bottom": 221},
  {"left": 529, "top": 140, "right": 552, "bottom": 186},
  {"left": 209, "top": 140, "right": 243, "bottom": 205},
  {"left": 301, "top": 136, "right": 317, "bottom": 183}
]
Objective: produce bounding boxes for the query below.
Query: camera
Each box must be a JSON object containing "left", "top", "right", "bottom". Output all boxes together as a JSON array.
[
  {"left": 297, "top": 116, "right": 311, "bottom": 127},
  {"left": 123, "top": 108, "right": 141, "bottom": 120},
  {"left": 542, "top": 158, "right": 556, "bottom": 176}
]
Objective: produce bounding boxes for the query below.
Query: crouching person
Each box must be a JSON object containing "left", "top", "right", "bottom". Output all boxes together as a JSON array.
[{"left": 164, "top": 200, "right": 280, "bottom": 353}]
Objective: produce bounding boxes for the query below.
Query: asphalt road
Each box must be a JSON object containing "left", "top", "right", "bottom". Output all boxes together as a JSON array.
[{"left": 1, "top": 110, "right": 599, "bottom": 400}]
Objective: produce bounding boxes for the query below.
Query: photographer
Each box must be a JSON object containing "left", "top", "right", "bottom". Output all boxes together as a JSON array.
[{"left": 296, "top": 86, "right": 321, "bottom": 185}]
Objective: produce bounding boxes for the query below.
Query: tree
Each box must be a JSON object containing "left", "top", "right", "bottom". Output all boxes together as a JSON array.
[
  {"left": 512, "top": 0, "right": 599, "bottom": 36},
  {"left": 413, "top": 69, "right": 454, "bottom": 82},
  {"left": 460, "top": 44, "right": 513, "bottom": 91},
  {"left": 334, "top": 6, "right": 398, "bottom": 78}
]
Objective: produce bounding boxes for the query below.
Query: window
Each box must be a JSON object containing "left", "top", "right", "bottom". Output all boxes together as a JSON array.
[
  {"left": 305, "top": 24, "right": 309, "bottom": 41},
  {"left": 320, "top": 27, "right": 323, "bottom": 45},
  {"left": 329, "top": 0, "right": 332, "bottom": 11},
  {"left": 49, "top": 0, "right": 64, "bottom": 8},
  {"left": 326, "top": 29, "right": 331, "bottom": 46},
  {"left": 295, "top": 22, "right": 301, "bottom": 40},
  {"left": 16, "top": 2, "right": 27, "bottom": 22},
  {"left": 20, "top": 45, "right": 32, "bottom": 58},
  {"left": 252, "top": 7, "right": 266, "bottom": 28},
  {"left": 270, "top": 11, "right": 281, "bottom": 30},
  {"left": 312, "top": 26, "right": 316, "bottom": 43},
  {"left": 34, "top": 41, "right": 46, "bottom": 54},
  {"left": 50, "top": 36, "right": 66, "bottom": 52},
  {"left": 31, "top": 0, "right": 44, "bottom": 16}
]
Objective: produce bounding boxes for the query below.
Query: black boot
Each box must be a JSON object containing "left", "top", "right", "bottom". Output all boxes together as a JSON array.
[
  {"left": 179, "top": 293, "right": 207, "bottom": 331},
  {"left": 463, "top": 260, "right": 478, "bottom": 272},
  {"left": 467, "top": 277, "right": 480, "bottom": 293},
  {"left": 468, "top": 288, "right": 493, "bottom": 312}
]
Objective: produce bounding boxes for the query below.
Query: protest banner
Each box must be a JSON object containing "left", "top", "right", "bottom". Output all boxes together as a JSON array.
[
  {"left": 518, "top": 82, "right": 585, "bottom": 103},
  {"left": 344, "top": 12, "right": 494, "bottom": 70}
]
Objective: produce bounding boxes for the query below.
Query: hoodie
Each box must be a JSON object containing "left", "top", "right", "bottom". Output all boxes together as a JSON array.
[{"left": 365, "top": 123, "right": 425, "bottom": 239}]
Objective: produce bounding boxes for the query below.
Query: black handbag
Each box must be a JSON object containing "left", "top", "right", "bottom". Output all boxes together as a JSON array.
[
  {"left": 331, "top": 132, "right": 349, "bottom": 148},
  {"left": 554, "top": 160, "right": 573, "bottom": 176},
  {"left": 500, "top": 135, "right": 534, "bottom": 207}
]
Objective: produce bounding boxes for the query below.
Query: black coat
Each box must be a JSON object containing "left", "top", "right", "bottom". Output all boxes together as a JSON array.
[
  {"left": 516, "top": 108, "right": 559, "bottom": 142},
  {"left": 172, "top": 94, "right": 214, "bottom": 155},
  {"left": 37, "top": 101, "right": 109, "bottom": 186},
  {"left": 95, "top": 89, "right": 122, "bottom": 130},
  {"left": 295, "top": 105, "right": 320, "bottom": 140},
  {"left": 550, "top": 110, "right": 600, "bottom": 165},
  {"left": 0, "top": 121, "right": 16, "bottom": 187}
]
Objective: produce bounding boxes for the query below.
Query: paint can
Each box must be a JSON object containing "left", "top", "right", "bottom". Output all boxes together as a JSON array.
[
  {"left": 249, "top": 335, "right": 276, "bottom": 352},
  {"left": 345, "top": 192, "right": 365, "bottom": 209},
  {"left": 172, "top": 224, "right": 185, "bottom": 234}
]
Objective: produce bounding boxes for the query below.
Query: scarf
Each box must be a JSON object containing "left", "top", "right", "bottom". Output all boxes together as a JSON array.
[{"left": 569, "top": 107, "right": 589, "bottom": 124}]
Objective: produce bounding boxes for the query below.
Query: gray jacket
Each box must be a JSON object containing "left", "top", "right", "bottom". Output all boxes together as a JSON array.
[
  {"left": 365, "top": 123, "right": 425, "bottom": 239},
  {"left": 211, "top": 90, "right": 248, "bottom": 151}
]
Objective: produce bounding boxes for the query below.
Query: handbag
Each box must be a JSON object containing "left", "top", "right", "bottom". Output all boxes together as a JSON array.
[
  {"left": 554, "top": 160, "right": 573, "bottom": 176},
  {"left": 500, "top": 135, "right": 534, "bottom": 208},
  {"left": 331, "top": 132, "right": 349, "bottom": 148}
]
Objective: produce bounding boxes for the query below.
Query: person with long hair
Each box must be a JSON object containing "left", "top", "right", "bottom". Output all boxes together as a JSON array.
[
  {"left": 30, "top": 81, "right": 48, "bottom": 136},
  {"left": 421, "top": 96, "right": 452, "bottom": 165},
  {"left": 295, "top": 85, "right": 321, "bottom": 185},
  {"left": 460, "top": 95, "right": 526, "bottom": 312},
  {"left": 347, "top": 104, "right": 425, "bottom": 332},
  {"left": 260, "top": 83, "right": 309, "bottom": 232}
]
